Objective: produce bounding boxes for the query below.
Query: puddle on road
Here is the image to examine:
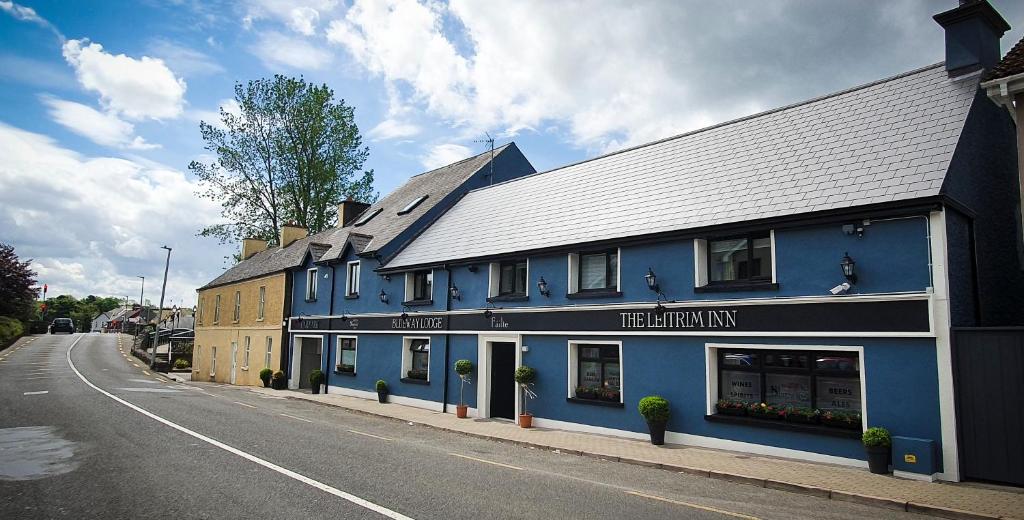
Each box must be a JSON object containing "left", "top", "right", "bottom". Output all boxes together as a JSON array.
[{"left": 0, "top": 426, "right": 79, "bottom": 481}]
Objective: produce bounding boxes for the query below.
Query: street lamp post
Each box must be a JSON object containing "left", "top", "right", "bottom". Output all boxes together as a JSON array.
[
  {"left": 151, "top": 246, "right": 172, "bottom": 369},
  {"left": 134, "top": 276, "right": 145, "bottom": 341}
]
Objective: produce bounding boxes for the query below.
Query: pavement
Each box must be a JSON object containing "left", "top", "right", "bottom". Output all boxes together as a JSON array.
[
  {"left": 246, "top": 385, "right": 1024, "bottom": 520},
  {"left": 0, "top": 333, "right": 942, "bottom": 520}
]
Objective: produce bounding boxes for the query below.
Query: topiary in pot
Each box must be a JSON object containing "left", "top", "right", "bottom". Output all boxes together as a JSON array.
[
  {"left": 454, "top": 359, "right": 473, "bottom": 418},
  {"left": 259, "top": 368, "right": 273, "bottom": 388},
  {"left": 862, "top": 426, "right": 892, "bottom": 474},
  {"left": 638, "top": 396, "right": 671, "bottom": 445},
  {"left": 375, "top": 379, "right": 388, "bottom": 403},
  {"left": 271, "top": 370, "right": 286, "bottom": 390},
  {"left": 514, "top": 366, "right": 537, "bottom": 428},
  {"left": 309, "top": 369, "right": 324, "bottom": 394}
]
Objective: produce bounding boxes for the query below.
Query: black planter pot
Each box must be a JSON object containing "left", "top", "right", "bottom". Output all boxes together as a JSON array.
[
  {"left": 647, "top": 420, "right": 667, "bottom": 445},
  {"left": 865, "top": 445, "right": 891, "bottom": 474},
  {"left": 272, "top": 379, "right": 285, "bottom": 390},
  {"left": 311, "top": 384, "right": 320, "bottom": 395},
  {"left": 377, "top": 390, "right": 388, "bottom": 403}
]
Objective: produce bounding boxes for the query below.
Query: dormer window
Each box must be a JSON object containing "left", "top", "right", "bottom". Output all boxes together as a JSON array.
[
  {"left": 397, "top": 195, "right": 429, "bottom": 215},
  {"left": 404, "top": 270, "right": 433, "bottom": 304},
  {"left": 353, "top": 207, "right": 382, "bottom": 226}
]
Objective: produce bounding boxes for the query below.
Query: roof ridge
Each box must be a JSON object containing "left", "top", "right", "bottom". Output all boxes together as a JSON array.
[
  {"left": 406, "top": 142, "right": 513, "bottom": 179},
  {"left": 465, "top": 62, "right": 948, "bottom": 194}
]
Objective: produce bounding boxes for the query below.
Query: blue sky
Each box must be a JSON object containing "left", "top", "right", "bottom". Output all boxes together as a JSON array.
[{"left": 1, "top": 0, "right": 1021, "bottom": 307}]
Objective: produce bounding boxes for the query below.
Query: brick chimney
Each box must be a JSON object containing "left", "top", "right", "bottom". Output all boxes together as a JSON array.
[
  {"left": 934, "top": 0, "right": 1010, "bottom": 77},
  {"left": 240, "top": 238, "right": 267, "bottom": 260},
  {"left": 338, "top": 197, "right": 372, "bottom": 227},
  {"left": 279, "top": 222, "right": 307, "bottom": 248}
]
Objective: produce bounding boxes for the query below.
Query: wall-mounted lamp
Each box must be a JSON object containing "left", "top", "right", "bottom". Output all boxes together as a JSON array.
[
  {"left": 840, "top": 252, "right": 858, "bottom": 284},
  {"left": 654, "top": 302, "right": 667, "bottom": 315},
  {"left": 842, "top": 222, "right": 866, "bottom": 238},
  {"left": 644, "top": 268, "right": 660, "bottom": 293},
  {"left": 379, "top": 289, "right": 389, "bottom": 304},
  {"left": 483, "top": 302, "right": 496, "bottom": 319},
  {"left": 381, "top": 273, "right": 391, "bottom": 282},
  {"left": 467, "top": 265, "right": 478, "bottom": 273},
  {"left": 400, "top": 305, "right": 410, "bottom": 320},
  {"left": 340, "top": 313, "right": 348, "bottom": 322},
  {"left": 450, "top": 284, "right": 461, "bottom": 301},
  {"left": 537, "top": 277, "right": 551, "bottom": 297}
]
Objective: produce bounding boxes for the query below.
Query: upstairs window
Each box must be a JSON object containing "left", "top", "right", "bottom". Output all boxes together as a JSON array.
[
  {"left": 405, "top": 270, "right": 432, "bottom": 303},
  {"left": 305, "top": 268, "right": 318, "bottom": 301},
  {"left": 233, "top": 291, "right": 241, "bottom": 322},
  {"left": 346, "top": 261, "right": 360, "bottom": 297},
  {"left": 213, "top": 295, "right": 221, "bottom": 324},
  {"left": 498, "top": 260, "right": 528, "bottom": 296},
  {"left": 709, "top": 234, "right": 772, "bottom": 283},
  {"left": 257, "top": 286, "right": 266, "bottom": 320},
  {"left": 578, "top": 249, "right": 618, "bottom": 292},
  {"left": 397, "top": 195, "right": 429, "bottom": 215},
  {"left": 353, "top": 207, "right": 382, "bottom": 226}
]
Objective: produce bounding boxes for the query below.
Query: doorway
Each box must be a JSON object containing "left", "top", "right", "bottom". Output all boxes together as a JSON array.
[
  {"left": 296, "top": 336, "right": 323, "bottom": 390},
  {"left": 489, "top": 342, "right": 517, "bottom": 420}
]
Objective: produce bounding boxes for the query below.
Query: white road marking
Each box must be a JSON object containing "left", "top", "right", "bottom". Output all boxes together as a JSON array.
[
  {"left": 233, "top": 401, "right": 257, "bottom": 409},
  {"left": 448, "top": 453, "right": 524, "bottom": 471},
  {"left": 115, "top": 388, "right": 182, "bottom": 393},
  {"left": 279, "top": 413, "right": 313, "bottom": 423},
  {"left": 626, "top": 491, "right": 760, "bottom": 520},
  {"left": 23, "top": 391, "right": 49, "bottom": 395},
  {"left": 143, "top": 370, "right": 151, "bottom": 375},
  {"left": 66, "top": 335, "right": 413, "bottom": 520},
  {"left": 346, "top": 430, "right": 393, "bottom": 441}
]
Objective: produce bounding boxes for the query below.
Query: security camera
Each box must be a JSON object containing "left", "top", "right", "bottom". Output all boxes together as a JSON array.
[{"left": 829, "top": 282, "right": 851, "bottom": 295}]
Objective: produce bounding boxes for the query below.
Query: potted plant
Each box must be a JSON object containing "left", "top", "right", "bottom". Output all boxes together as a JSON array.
[
  {"left": 638, "top": 396, "right": 670, "bottom": 445},
  {"left": 375, "top": 380, "right": 388, "bottom": 403},
  {"left": 259, "top": 368, "right": 273, "bottom": 388},
  {"left": 785, "top": 407, "right": 820, "bottom": 424},
  {"left": 309, "top": 369, "right": 324, "bottom": 394},
  {"left": 863, "top": 427, "right": 892, "bottom": 475},
  {"left": 715, "top": 399, "right": 747, "bottom": 416},
  {"left": 271, "top": 370, "right": 286, "bottom": 390},
  {"left": 514, "top": 366, "right": 537, "bottom": 428},
  {"left": 454, "top": 359, "right": 473, "bottom": 418}
]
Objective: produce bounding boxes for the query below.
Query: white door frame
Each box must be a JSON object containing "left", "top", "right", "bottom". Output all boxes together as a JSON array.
[
  {"left": 476, "top": 334, "right": 522, "bottom": 421},
  {"left": 291, "top": 334, "right": 324, "bottom": 390},
  {"left": 230, "top": 341, "right": 238, "bottom": 384}
]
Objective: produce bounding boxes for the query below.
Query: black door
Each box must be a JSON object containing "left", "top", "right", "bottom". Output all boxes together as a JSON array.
[
  {"left": 953, "top": 328, "right": 1024, "bottom": 486},
  {"left": 298, "top": 339, "right": 321, "bottom": 390},
  {"left": 490, "top": 342, "right": 516, "bottom": 420}
]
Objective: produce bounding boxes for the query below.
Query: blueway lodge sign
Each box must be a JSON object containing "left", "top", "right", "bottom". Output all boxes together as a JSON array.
[{"left": 290, "top": 299, "right": 929, "bottom": 334}]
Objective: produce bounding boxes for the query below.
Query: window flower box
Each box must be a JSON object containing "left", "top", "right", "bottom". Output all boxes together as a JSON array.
[
  {"left": 336, "top": 364, "right": 354, "bottom": 374},
  {"left": 406, "top": 369, "right": 428, "bottom": 381},
  {"left": 784, "top": 407, "right": 820, "bottom": 425},
  {"left": 574, "top": 385, "right": 620, "bottom": 403},
  {"left": 715, "top": 399, "right": 748, "bottom": 416},
  {"left": 746, "top": 402, "right": 784, "bottom": 420},
  {"left": 820, "top": 410, "right": 862, "bottom": 430}
]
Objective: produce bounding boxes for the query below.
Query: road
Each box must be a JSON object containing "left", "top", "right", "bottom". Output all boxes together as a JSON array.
[{"left": 0, "top": 333, "right": 936, "bottom": 519}]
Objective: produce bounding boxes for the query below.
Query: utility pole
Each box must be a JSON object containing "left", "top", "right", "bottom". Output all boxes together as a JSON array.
[
  {"left": 135, "top": 276, "right": 144, "bottom": 341},
  {"left": 150, "top": 246, "right": 172, "bottom": 369}
]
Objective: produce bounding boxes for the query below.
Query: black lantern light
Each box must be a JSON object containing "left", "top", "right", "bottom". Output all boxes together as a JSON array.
[
  {"left": 450, "top": 284, "right": 461, "bottom": 301},
  {"left": 840, "top": 252, "right": 857, "bottom": 284},
  {"left": 537, "top": 277, "right": 550, "bottom": 297},
  {"left": 340, "top": 313, "right": 348, "bottom": 322},
  {"left": 644, "top": 267, "right": 660, "bottom": 293},
  {"left": 379, "top": 289, "right": 389, "bottom": 304}
]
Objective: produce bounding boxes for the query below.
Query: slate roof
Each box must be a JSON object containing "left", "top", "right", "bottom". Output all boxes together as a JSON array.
[
  {"left": 984, "top": 35, "right": 1024, "bottom": 81},
  {"left": 387, "top": 63, "right": 978, "bottom": 269}
]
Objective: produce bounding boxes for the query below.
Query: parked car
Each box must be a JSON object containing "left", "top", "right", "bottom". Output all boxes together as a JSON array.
[{"left": 50, "top": 318, "right": 74, "bottom": 334}]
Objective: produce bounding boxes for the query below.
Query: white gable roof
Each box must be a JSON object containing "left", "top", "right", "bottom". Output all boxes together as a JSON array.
[{"left": 388, "top": 64, "right": 978, "bottom": 269}]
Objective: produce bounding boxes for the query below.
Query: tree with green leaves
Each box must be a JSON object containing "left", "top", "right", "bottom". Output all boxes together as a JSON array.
[
  {"left": 190, "top": 75, "right": 376, "bottom": 245},
  {"left": 0, "top": 243, "right": 38, "bottom": 321}
]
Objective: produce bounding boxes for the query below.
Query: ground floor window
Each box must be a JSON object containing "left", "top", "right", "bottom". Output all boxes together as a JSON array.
[
  {"left": 337, "top": 337, "right": 356, "bottom": 373},
  {"left": 716, "top": 348, "right": 861, "bottom": 428},
  {"left": 265, "top": 337, "right": 272, "bottom": 369},
  {"left": 243, "top": 336, "right": 251, "bottom": 368},
  {"left": 570, "top": 342, "right": 622, "bottom": 403},
  {"left": 211, "top": 346, "right": 217, "bottom": 375},
  {"left": 402, "top": 337, "right": 430, "bottom": 381}
]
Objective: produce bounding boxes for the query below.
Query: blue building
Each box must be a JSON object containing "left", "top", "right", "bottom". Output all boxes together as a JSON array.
[{"left": 286, "top": 1, "right": 1024, "bottom": 483}]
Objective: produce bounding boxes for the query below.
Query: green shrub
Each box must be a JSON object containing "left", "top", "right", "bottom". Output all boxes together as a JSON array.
[
  {"left": 862, "top": 427, "right": 892, "bottom": 448},
  {"left": 376, "top": 379, "right": 388, "bottom": 393},
  {"left": 173, "top": 358, "right": 191, "bottom": 369},
  {"left": 0, "top": 316, "right": 24, "bottom": 347},
  {"left": 638, "top": 396, "right": 670, "bottom": 423},
  {"left": 513, "top": 365, "right": 536, "bottom": 385},
  {"left": 259, "top": 368, "right": 273, "bottom": 386},
  {"left": 454, "top": 359, "right": 473, "bottom": 375},
  {"left": 309, "top": 369, "right": 324, "bottom": 385}
]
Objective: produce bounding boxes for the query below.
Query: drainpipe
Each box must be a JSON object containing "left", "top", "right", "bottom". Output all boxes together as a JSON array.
[{"left": 442, "top": 264, "right": 453, "bottom": 414}]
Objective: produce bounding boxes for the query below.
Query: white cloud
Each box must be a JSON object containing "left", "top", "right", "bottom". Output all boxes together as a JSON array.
[
  {"left": 368, "top": 118, "right": 420, "bottom": 140},
  {"left": 188, "top": 98, "right": 242, "bottom": 130},
  {"left": 41, "top": 96, "right": 158, "bottom": 150},
  {"left": 251, "top": 31, "right": 332, "bottom": 70},
  {"left": 62, "top": 39, "right": 187, "bottom": 120},
  {"left": 0, "top": 0, "right": 63, "bottom": 40},
  {"left": 421, "top": 143, "right": 470, "bottom": 170},
  {"left": 147, "top": 39, "right": 224, "bottom": 77},
  {"left": 288, "top": 6, "right": 320, "bottom": 35},
  {"left": 0, "top": 121, "right": 231, "bottom": 305}
]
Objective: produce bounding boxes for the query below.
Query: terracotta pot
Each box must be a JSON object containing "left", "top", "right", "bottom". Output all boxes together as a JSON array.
[
  {"left": 456, "top": 404, "right": 468, "bottom": 418},
  {"left": 519, "top": 413, "right": 533, "bottom": 428}
]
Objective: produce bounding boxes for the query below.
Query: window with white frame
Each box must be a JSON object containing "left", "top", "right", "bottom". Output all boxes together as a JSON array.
[
  {"left": 264, "top": 337, "right": 272, "bottom": 369},
  {"left": 210, "top": 346, "right": 217, "bottom": 375},
  {"left": 402, "top": 337, "right": 430, "bottom": 381},
  {"left": 405, "top": 270, "right": 432, "bottom": 302},
  {"left": 213, "top": 295, "right": 221, "bottom": 324},
  {"left": 233, "top": 290, "right": 241, "bottom": 322},
  {"left": 257, "top": 286, "right": 266, "bottom": 320},
  {"left": 243, "top": 336, "right": 251, "bottom": 368},
  {"left": 695, "top": 232, "right": 775, "bottom": 288},
  {"left": 197, "top": 298, "right": 204, "bottom": 325},
  {"left": 305, "top": 268, "right": 318, "bottom": 301},
  {"left": 568, "top": 249, "right": 619, "bottom": 294},
  {"left": 336, "top": 337, "right": 356, "bottom": 373},
  {"left": 196, "top": 345, "right": 201, "bottom": 369},
  {"left": 568, "top": 341, "right": 622, "bottom": 403},
  {"left": 346, "top": 261, "right": 360, "bottom": 297}
]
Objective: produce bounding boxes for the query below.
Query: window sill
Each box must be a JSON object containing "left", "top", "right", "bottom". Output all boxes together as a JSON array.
[
  {"left": 695, "top": 282, "right": 779, "bottom": 293},
  {"left": 704, "top": 414, "right": 861, "bottom": 439},
  {"left": 566, "top": 290, "right": 623, "bottom": 300},
  {"left": 304, "top": 299, "right": 317, "bottom": 303},
  {"left": 334, "top": 370, "right": 356, "bottom": 377},
  {"left": 400, "top": 377, "right": 430, "bottom": 385},
  {"left": 402, "top": 299, "right": 433, "bottom": 307},
  {"left": 256, "top": 318, "right": 264, "bottom": 322},
  {"left": 487, "top": 295, "right": 528, "bottom": 303},
  {"left": 241, "top": 367, "right": 249, "bottom": 371},
  {"left": 567, "top": 397, "right": 624, "bottom": 408}
]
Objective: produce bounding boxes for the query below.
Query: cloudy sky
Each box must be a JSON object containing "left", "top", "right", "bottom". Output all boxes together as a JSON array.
[{"left": 1, "top": 0, "right": 1021, "bottom": 308}]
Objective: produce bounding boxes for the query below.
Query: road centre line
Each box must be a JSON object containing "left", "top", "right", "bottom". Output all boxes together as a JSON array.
[
  {"left": 626, "top": 491, "right": 760, "bottom": 520},
  {"left": 23, "top": 391, "right": 49, "bottom": 395},
  {"left": 143, "top": 370, "right": 151, "bottom": 375},
  {"left": 448, "top": 453, "right": 524, "bottom": 471},
  {"left": 280, "top": 413, "right": 313, "bottom": 423},
  {"left": 66, "top": 335, "right": 414, "bottom": 520},
  {"left": 233, "top": 401, "right": 257, "bottom": 409},
  {"left": 346, "top": 430, "right": 393, "bottom": 441}
]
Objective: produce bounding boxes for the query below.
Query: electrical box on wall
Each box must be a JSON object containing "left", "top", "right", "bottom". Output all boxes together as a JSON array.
[{"left": 892, "top": 436, "right": 937, "bottom": 480}]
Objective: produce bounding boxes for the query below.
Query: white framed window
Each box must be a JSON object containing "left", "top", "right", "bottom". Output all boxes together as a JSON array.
[
  {"left": 257, "top": 286, "right": 266, "bottom": 320},
  {"left": 197, "top": 298, "right": 204, "bottom": 325},
  {"left": 213, "top": 295, "right": 221, "bottom": 324},
  {"left": 264, "top": 337, "right": 272, "bottom": 369},
  {"left": 568, "top": 248, "right": 620, "bottom": 294},
  {"left": 488, "top": 260, "right": 528, "bottom": 298},
  {"left": 210, "top": 346, "right": 217, "bottom": 376},
  {"left": 243, "top": 336, "right": 251, "bottom": 368},
  {"left": 401, "top": 336, "right": 430, "bottom": 382},
  {"left": 195, "top": 345, "right": 201, "bottom": 370},
  {"left": 695, "top": 231, "right": 776, "bottom": 288},
  {"left": 233, "top": 290, "right": 241, "bottom": 322},
  {"left": 567, "top": 340, "right": 623, "bottom": 404},
  {"left": 305, "top": 268, "right": 318, "bottom": 301},
  {"left": 404, "top": 270, "right": 433, "bottom": 302},
  {"left": 336, "top": 336, "right": 357, "bottom": 374},
  {"left": 346, "top": 261, "right": 360, "bottom": 297}
]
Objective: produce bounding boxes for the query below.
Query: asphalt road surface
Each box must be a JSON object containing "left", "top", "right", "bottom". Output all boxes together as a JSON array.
[{"left": 0, "top": 334, "right": 938, "bottom": 519}]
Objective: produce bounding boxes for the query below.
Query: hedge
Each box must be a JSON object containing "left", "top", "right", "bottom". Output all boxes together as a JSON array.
[{"left": 0, "top": 316, "right": 25, "bottom": 349}]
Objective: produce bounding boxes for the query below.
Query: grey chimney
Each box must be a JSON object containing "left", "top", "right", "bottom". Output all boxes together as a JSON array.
[{"left": 934, "top": 0, "right": 1010, "bottom": 77}]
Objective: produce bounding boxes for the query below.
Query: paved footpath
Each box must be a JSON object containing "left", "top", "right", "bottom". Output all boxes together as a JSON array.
[{"left": 240, "top": 385, "right": 1023, "bottom": 520}]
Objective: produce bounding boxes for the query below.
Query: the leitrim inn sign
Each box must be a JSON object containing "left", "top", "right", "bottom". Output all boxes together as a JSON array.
[{"left": 290, "top": 298, "right": 930, "bottom": 334}]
